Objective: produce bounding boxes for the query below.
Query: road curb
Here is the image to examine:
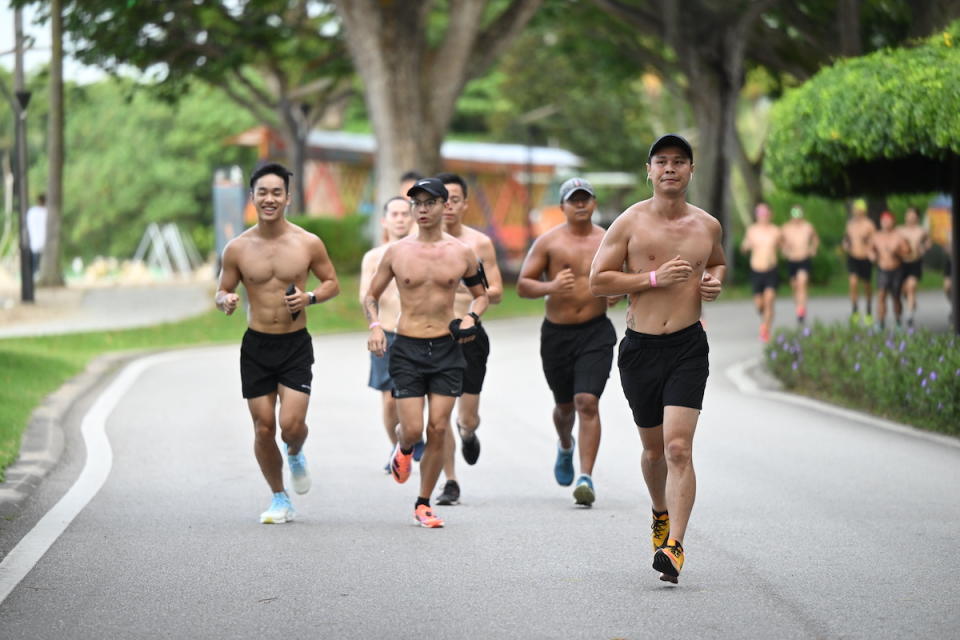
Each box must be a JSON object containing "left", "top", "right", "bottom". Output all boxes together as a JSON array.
[
  {"left": 0, "top": 351, "right": 138, "bottom": 518},
  {"left": 727, "top": 356, "right": 960, "bottom": 450}
]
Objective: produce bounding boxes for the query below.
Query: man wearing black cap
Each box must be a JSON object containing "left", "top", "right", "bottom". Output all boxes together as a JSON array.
[
  {"left": 590, "top": 134, "right": 726, "bottom": 583},
  {"left": 363, "top": 177, "right": 489, "bottom": 528},
  {"left": 517, "top": 177, "right": 618, "bottom": 507}
]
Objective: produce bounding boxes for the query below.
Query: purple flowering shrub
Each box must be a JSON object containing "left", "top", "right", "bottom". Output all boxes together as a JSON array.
[{"left": 764, "top": 323, "right": 960, "bottom": 436}]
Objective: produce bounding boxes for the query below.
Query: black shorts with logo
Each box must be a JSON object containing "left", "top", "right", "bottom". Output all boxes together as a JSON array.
[
  {"left": 240, "top": 328, "right": 314, "bottom": 399},
  {"left": 750, "top": 268, "right": 779, "bottom": 295},
  {"left": 461, "top": 324, "right": 490, "bottom": 395},
  {"left": 540, "top": 314, "right": 617, "bottom": 405},
  {"left": 618, "top": 321, "right": 709, "bottom": 428},
  {"left": 389, "top": 334, "right": 465, "bottom": 399},
  {"left": 877, "top": 267, "right": 904, "bottom": 297},
  {"left": 901, "top": 260, "right": 923, "bottom": 281}
]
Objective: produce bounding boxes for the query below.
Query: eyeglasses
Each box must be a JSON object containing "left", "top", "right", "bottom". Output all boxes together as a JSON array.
[{"left": 410, "top": 198, "right": 439, "bottom": 209}]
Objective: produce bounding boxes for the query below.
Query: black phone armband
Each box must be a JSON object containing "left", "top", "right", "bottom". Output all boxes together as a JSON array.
[{"left": 462, "top": 261, "right": 489, "bottom": 289}]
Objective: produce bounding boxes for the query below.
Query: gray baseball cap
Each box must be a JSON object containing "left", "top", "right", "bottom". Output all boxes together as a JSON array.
[{"left": 559, "top": 177, "right": 595, "bottom": 202}]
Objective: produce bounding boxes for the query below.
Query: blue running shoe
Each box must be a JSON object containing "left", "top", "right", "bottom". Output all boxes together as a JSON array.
[
  {"left": 260, "top": 492, "right": 295, "bottom": 524},
  {"left": 284, "top": 443, "right": 311, "bottom": 495},
  {"left": 573, "top": 474, "right": 595, "bottom": 506},
  {"left": 554, "top": 437, "right": 575, "bottom": 486},
  {"left": 412, "top": 439, "right": 426, "bottom": 462}
]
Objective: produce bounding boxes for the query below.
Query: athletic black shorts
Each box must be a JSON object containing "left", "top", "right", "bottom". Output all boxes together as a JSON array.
[
  {"left": 461, "top": 324, "right": 490, "bottom": 395},
  {"left": 750, "top": 268, "right": 779, "bottom": 294},
  {"left": 902, "top": 260, "right": 923, "bottom": 281},
  {"left": 618, "top": 322, "right": 709, "bottom": 429},
  {"left": 240, "top": 328, "right": 314, "bottom": 399},
  {"left": 368, "top": 330, "right": 397, "bottom": 392},
  {"left": 540, "top": 314, "right": 617, "bottom": 405},
  {"left": 787, "top": 259, "right": 812, "bottom": 279},
  {"left": 389, "top": 334, "right": 465, "bottom": 399},
  {"left": 847, "top": 256, "right": 873, "bottom": 280},
  {"left": 877, "top": 267, "right": 904, "bottom": 297}
]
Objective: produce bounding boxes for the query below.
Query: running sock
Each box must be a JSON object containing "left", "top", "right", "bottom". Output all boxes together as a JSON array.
[
  {"left": 852, "top": 303, "right": 858, "bottom": 314},
  {"left": 653, "top": 508, "right": 668, "bottom": 517},
  {"left": 415, "top": 497, "right": 430, "bottom": 508},
  {"left": 401, "top": 446, "right": 413, "bottom": 455}
]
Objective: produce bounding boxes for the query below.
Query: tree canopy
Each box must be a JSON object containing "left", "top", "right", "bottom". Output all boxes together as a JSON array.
[{"left": 764, "top": 20, "right": 960, "bottom": 197}]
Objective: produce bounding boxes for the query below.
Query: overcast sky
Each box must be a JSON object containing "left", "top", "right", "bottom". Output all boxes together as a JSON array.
[{"left": 0, "top": 3, "right": 106, "bottom": 84}]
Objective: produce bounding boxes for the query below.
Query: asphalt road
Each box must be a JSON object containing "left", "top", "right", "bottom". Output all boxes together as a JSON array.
[{"left": 1, "top": 292, "right": 957, "bottom": 639}]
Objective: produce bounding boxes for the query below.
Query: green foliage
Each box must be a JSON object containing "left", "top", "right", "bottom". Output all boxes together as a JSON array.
[
  {"left": 765, "top": 20, "right": 960, "bottom": 196},
  {"left": 288, "top": 215, "right": 372, "bottom": 275},
  {"left": 764, "top": 322, "right": 960, "bottom": 435}
]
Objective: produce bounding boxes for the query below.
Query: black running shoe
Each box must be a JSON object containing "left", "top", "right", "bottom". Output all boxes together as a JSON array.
[
  {"left": 436, "top": 480, "right": 460, "bottom": 505},
  {"left": 459, "top": 424, "right": 481, "bottom": 465}
]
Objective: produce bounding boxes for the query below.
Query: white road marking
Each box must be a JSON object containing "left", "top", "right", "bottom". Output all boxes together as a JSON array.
[
  {"left": 726, "top": 357, "right": 960, "bottom": 450},
  {"left": 0, "top": 351, "right": 184, "bottom": 605}
]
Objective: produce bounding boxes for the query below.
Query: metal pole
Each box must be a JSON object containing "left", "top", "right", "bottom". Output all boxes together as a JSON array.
[{"left": 14, "top": 8, "right": 34, "bottom": 303}]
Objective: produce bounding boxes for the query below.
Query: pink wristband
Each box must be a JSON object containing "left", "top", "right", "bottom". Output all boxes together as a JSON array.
[
  {"left": 649, "top": 270, "right": 658, "bottom": 288},
  {"left": 369, "top": 321, "right": 381, "bottom": 329}
]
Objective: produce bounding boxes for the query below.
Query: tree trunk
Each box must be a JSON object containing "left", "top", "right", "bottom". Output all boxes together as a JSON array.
[
  {"left": 734, "top": 130, "right": 763, "bottom": 220},
  {"left": 40, "top": 0, "right": 65, "bottom": 287},
  {"left": 333, "top": 0, "right": 542, "bottom": 242},
  {"left": 277, "top": 101, "right": 308, "bottom": 216},
  {"left": 837, "top": 0, "right": 862, "bottom": 57}
]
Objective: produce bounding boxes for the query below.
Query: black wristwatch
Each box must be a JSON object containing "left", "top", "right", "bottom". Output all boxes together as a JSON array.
[
  {"left": 307, "top": 291, "right": 317, "bottom": 305},
  {"left": 468, "top": 311, "right": 480, "bottom": 324}
]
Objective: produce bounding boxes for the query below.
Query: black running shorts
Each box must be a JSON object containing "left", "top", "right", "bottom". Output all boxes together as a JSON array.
[
  {"left": 787, "top": 258, "right": 812, "bottom": 279},
  {"left": 540, "top": 314, "right": 617, "bottom": 405},
  {"left": 389, "top": 334, "right": 465, "bottom": 399},
  {"left": 618, "top": 321, "right": 709, "bottom": 428},
  {"left": 461, "top": 324, "right": 490, "bottom": 395},
  {"left": 847, "top": 256, "right": 873, "bottom": 280},
  {"left": 368, "top": 330, "right": 397, "bottom": 392},
  {"left": 901, "top": 260, "right": 923, "bottom": 281},
  {"left": 750, "top": 268, "right": 779, "bottom": 294},
  {"left": 240, "top": 328, "right": 314, "bottom": 399}
]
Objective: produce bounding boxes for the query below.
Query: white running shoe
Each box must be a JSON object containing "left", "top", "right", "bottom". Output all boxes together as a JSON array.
[
  {"left": 285, "top": 444, "right": 312, "bottom": 495},
  {"left": 260, "top": 492, "right": 296, "bottom": 524}
]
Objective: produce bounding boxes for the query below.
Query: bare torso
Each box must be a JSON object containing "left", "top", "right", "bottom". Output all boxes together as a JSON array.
[
  {"left": 360, "top": 244, "right": 401, "bottom": 332},
  {"left": 387, "top": 234, "right": 475, "bottom": 338},
  {"left": 227, "top": 224, "right": 326, "bottom": 333},
  {"left": 743, "top": 223, "right": 781, "bottom": 271},
  {"left": 897, "top": 225, "right": 928, "bottom": 263},
  {"left": 537, "top": 224, "right": 609, "bottom": 324},
  {"left": 845, "top": 217, "right": 876, "bottom": 259},
  {"left": 622, "top": 202, "right": 721, "bottom": 334},
  {"left": 872, "top": 230, "right": 907, "bottom": 270},
  {"left": 781, "top": 219, "right": 818, "bottom": 261}
]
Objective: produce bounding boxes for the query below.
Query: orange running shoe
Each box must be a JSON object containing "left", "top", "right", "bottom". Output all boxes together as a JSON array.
[
  {"left": 759, "top": 323, "right": 770, "bottom": 343},
  {"left": 653, "top": 538, "right": 684, "bottom": 583},
  {"left": 651, "top": 510, "right": 670, "bottom": 551},
  {"left": 390, "top": 443, "right": 413, "bottom": 484},
  {"left": 414, "top": 504, "right": 444, "bottom": 528}
]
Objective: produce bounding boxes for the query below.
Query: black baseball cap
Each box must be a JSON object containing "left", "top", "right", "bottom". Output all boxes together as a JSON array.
[
  {"left": 407, "top": 177, "right": 449, "bottom": 201},
  {"left": 648, "top": 134, "right": 693, "bottom": 162}
]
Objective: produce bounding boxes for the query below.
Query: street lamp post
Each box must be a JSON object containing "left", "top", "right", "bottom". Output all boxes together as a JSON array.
[{"left": 13, "top": 8, "right": 34, "bottom": 303}]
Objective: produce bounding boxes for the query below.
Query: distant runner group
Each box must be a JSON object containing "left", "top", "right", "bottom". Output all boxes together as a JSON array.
[{"left": 216, "top": 133, "right": 726, "bottom": 584}]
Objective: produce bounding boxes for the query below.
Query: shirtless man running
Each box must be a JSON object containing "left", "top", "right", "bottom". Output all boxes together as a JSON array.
[
  {"left": 780, "top": 204, "right": 820, "bottom": 324},
  {"left": 590, "top": 134, "right": 725, "bottom": 584},
  {"left": 434, "top": 172, "right": 504, "bottom": 506},
  {"left": 740, "top": 203, "right": 781, "bottom": 342},
  {"left": 216, "top": 163, "right": 341, "bottom": 524},
  {"left": 359, "top": 196, "right": 422, "bottom": 471},
  {"left": 870, "top": 211, "right": 910, "bottom": 330},
  {"left": 843, "top": 199, "right": 877, "bottom": 322},
  {"left": 896, "top": 206, "right": 931, "bottom": 328},
  {"left": 364, "top": 177, "right": 489, "bottom": 528},
  {"left": 518, "top": 177, "right": 617, "bottom": 507}
]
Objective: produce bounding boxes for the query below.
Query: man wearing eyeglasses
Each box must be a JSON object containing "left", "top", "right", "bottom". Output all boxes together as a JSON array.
[{"left": 363, "top": 177, "right": 489, "bottom": 528}]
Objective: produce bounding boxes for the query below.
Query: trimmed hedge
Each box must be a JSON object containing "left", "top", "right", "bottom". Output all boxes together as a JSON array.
[
  {"left": 765, "top": 323, "right": 960, "bottom": 436},
  {"left": 765, "top": 21, "right": 960, "bottom": 197},
  {"left": 288, "top": 214, "right": 371, "bottom": 274}
]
